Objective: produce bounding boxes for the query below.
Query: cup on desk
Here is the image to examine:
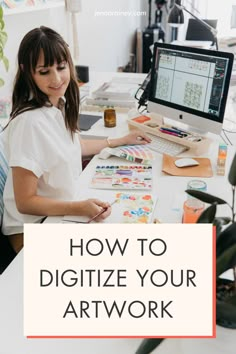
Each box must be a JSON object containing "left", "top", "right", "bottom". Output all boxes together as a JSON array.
[
  {"left": 182, "top": 199, "right": 204, "bottom": 223},
  {"left": 104, "top": 108, "right": 116, "bottom": 127},
  {"left": 187, "top": 179, "right": 207, "bottom": 199}
]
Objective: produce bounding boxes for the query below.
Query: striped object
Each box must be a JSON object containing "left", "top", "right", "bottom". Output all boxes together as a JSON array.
[{"left": 0, "top": 130, "right": 8, "bottom": 217}]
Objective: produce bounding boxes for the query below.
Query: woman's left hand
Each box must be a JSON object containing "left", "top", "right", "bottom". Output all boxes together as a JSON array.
[{"left": 121, "top": 130, "right": 152, "bottom": 146}]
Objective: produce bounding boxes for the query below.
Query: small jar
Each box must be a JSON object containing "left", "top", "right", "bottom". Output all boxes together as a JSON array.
[{"left": 104, "top": 108, "right": 116, "bottom": 128}]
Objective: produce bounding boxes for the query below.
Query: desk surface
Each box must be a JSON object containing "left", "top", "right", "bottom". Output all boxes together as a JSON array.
[
  {"left": 1, "top": 72, "right": 236, "bottom": 353},
  {"left": 0, "top": 250, "right": 145, "bottom": 354},
  {"left": 1, "top": 251, "right": 234, "bottom": 354}
]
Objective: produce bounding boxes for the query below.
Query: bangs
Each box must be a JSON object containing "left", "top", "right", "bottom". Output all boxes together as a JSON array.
[{"left": 31, "top": 37, "right": 68, "bottom": 70}]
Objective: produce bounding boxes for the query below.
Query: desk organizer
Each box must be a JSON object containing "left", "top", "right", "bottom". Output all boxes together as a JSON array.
[{"left": 128, "top": 113, "right": 211, "bottom": 155}]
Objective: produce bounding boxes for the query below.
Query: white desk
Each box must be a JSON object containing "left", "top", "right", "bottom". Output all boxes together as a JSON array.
[
  {"left": 1, "top": 72, "right": 236, "bottom": 353},
  {"left": 1, "top": 147, "right": 235, "bottom": 353}
]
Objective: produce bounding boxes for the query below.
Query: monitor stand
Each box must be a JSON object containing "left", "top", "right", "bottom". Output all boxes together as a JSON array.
[
  {"left": 223, "top": 117, "right": 236, "bottom": 133},
  {"left": 127, "top": 111, "right": 212, "bottom": 155},
  {"left": 163, "top": 117, "right": 208, "bottom": 137}
]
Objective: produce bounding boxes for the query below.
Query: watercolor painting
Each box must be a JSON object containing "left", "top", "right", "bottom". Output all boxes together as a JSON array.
[
  {"left": 91, "top": 165, "right": 152, "bottom": 190},
  {"left": 115, "top": 192, "right": 156, "bottom": 223}
]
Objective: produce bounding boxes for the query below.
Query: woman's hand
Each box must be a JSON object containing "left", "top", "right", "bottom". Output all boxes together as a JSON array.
[
  {"left": 120, "top": 130, "right": 151, "bottom": 146},
  {"left": 78, "top": 199, "right": 112, "bottom": 222},
  {"left": 80, "top": 130, "right": 152, "bottom": 156}
]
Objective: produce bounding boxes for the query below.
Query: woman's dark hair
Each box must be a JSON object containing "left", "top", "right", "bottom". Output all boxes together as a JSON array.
[{"left": 10, "top": 26, "right": 80, "bottom": 134}]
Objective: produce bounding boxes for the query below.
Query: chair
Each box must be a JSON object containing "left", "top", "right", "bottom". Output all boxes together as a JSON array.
[{"left": 0, "top": 133, "right": 16, "bottom": 274}]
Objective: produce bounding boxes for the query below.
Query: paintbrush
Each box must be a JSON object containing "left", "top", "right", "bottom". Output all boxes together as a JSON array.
[{"left": 87, "top": 199, "right": 118, "bottom": 223}]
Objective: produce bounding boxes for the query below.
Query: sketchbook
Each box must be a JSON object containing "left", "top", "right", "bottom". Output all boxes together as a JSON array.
[
  {"left": 63, "top": 192, "right": 157, "bottom": 224},
  {"left": 90, "top": 165, "right": 152, "bottom": 190}
]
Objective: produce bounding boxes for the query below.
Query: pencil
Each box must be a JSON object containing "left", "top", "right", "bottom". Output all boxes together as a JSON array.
[{"left": 87, "top": 199, "right": 118, "bottom": 223}]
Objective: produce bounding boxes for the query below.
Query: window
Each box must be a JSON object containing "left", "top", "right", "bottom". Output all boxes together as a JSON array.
[{"left": 195, "top": 0, "right": 236, "bottom": 37}]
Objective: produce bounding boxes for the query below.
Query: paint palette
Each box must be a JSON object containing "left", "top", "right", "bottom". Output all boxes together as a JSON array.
[
  {"left": 90, "top": 165, "right": 152, "bottom": 190},
  {"left": 106, "top": 145, "right": 155, "bottom": 165}
]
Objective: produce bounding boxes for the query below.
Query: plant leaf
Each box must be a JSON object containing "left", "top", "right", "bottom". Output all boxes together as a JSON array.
[
  {"left": 217, "top": 300, "right": 236, "bottom": 327},
  {"left": 135, "top": 338, "right": 164, "bottom": 354},
  {"left": 225, "top": 294, "right": 236, "bottom": 306},
  {"left": 0, "top": 31, "right": 7, "bottom": 47},
  {"left": 228, "top": 153, "right": 236, "bottom": 186},
  {"left": 3, "top": 55, "right": 9, "bottom": 71},
  {"left": 0, "top": 6, "right": 3, "bottom": 19},
  {"left": 0, "top": 19, "right": 4, "bottom": 31},
  {"left": 214, "top": 217, "right": 231, "bottom": 226},
  {"left": 0, "top": 78, "right": 4, "bottom": 87},
  {"left": 216, "top": 223, "right": 236, "bottom": 257},
  {"left": 197, "top": 203, "right": 216, "bottom": 223},
  {"left": 185, "top": 190, "right": 227, "bottom": 204},
  {"left": 214, "top": 218, "right": 231, "bottom": 239},
  {"left": 214, "top": 219, "right": 223, "bottom": 239},
  {"left": 217, "top": 243, "right": 236, "bottom": 277}
]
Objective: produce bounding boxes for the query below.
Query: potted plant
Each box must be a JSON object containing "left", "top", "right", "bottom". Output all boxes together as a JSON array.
[
  {"left": 136, "top": 153, "right": 236, "bottom": 354},
  {"left": 0, "top": 4, "right": 9, "bottom": 87}
]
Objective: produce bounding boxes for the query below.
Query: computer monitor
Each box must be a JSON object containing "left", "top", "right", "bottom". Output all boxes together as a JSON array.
[
  {"left": 186, "top": 19, "right": 217, "bottom": 42},
  {"left": 148, "top": 43, "right": 234, "bottom": 135}
]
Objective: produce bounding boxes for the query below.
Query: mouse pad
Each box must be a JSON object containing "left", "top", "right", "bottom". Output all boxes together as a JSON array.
[
  {"left": 79, "top": 114, "right": 102, "bottom": 131},
  {"left": 162, "top": 154, "right": 213, "bottom": 177}
]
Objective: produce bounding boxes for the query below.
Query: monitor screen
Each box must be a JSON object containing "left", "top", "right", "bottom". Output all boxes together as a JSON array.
[
  {"left": 186, "top": 19, "right": 217, "bottom": 41},
  {"left": 148, "top": 43, "right": 234, "bottom": 135}
]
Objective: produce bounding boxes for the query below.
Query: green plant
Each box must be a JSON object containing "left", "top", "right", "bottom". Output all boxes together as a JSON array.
[
  {"left": 0, "top": 5, "right": 9, "bottom": 87},
  {"left": 136, "top": 153, "right": 236, "bottom": 354}
]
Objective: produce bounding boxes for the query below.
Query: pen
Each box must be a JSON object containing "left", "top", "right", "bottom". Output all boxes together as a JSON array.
[
  {"left": 87, "top": 199, "right": 118, "bottom": 223},
  {"left": 159, "top": 129, "right": 183, "bottom": 138},
  {"left": 170, "top": 126, "right": 189, "bottom": 135},
  {"left": 161, "top": 127, "right": 187, "bottom": 137}
]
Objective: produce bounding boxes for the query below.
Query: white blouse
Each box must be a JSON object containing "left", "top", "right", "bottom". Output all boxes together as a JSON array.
[{"left": 2, "top": 105, "right": 82, "bottom": 235}]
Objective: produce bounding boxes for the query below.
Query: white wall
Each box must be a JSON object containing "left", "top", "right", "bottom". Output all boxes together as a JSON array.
[
  {"left": 74, "top": 0, "right": 145, "bottom": 70},
  {"left": 1, "top": 0, "right": 145, "bottom": 96},
  {"left": 2, "top": 3, "right": 69, "bottom": 96},
  {"left": 195, "top": 0, "right": 236, "bottom": 37}
]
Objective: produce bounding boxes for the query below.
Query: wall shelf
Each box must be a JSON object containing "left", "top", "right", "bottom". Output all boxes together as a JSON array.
[{"left": 3, "top": 1, "right": 65, "bottom": 16}]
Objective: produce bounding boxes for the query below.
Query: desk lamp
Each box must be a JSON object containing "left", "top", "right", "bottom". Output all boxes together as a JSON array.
[
  {"left": 66, "top": 0, "right": 82, "bottom": 63},
  {"left": 168, "top": 0, "right": 218, "bottom": 50}
]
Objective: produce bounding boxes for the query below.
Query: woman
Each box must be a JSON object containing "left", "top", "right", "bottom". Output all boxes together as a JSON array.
[{"left": 1, "top": 26, "right": 150, "bottom": 253}]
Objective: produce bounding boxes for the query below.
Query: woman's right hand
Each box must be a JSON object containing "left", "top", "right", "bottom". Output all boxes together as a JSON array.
[{"left": 76, "top": 198, "right": 112, "bottom": 222}]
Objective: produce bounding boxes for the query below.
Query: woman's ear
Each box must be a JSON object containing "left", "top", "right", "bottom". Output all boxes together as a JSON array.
[{"left": 20, "top": 64, "right": 24, "bottom": 71}]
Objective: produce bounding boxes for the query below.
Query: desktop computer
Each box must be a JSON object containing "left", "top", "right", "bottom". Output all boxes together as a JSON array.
[
  {"left": 129, "top": 43, "right": 234, "bottom": 155},
  {"left": 148, "top": 42, "right": 234, "bottom": 136}
]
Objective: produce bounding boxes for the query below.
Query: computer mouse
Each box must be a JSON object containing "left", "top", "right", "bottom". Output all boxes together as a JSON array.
[{"left": 174, "top": 158, "right": 199, "bottom": 168}]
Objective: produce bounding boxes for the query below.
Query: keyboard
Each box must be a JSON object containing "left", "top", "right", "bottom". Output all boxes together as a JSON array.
[{"left": 147, "top": 133, "right": 189, "bottom": 156}]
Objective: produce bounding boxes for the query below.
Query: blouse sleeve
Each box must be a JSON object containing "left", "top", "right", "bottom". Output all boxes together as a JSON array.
[{"left": 6, "top": 112, "right": 57, "bottom": 178}]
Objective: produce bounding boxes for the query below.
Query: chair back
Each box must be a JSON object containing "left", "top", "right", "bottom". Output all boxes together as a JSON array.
[
  {"left": 0, "top": 130, "right": 15, "bottom": 275},
  {"left": 0, "top": 131, "right": 8, "bottom": 218}
]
